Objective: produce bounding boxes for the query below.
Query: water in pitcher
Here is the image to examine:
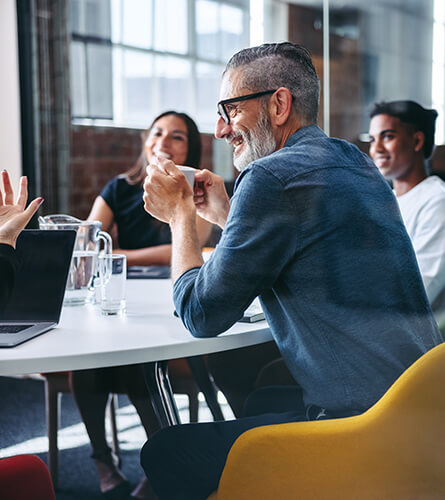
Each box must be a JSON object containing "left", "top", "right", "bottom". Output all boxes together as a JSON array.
[
  {"left": 65, "top": 250, "right": 98, "bottom": 305},
  {"left": 39, "top": 214, "right": 112, "bottom": 306}
]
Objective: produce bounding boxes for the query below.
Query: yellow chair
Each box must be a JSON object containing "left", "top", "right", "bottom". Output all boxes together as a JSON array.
[{"left": 208, "top": 343, "right": 445, "bottom": 500}]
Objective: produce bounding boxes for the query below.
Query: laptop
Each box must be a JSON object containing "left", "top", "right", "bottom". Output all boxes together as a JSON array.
[{"left": 0, "top": 229, "right": 76, "bottom": 347}]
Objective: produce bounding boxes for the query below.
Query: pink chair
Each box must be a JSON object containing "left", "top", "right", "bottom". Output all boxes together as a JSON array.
[{"left": 0, "top": 455, "right": 56, "bottom": 500}]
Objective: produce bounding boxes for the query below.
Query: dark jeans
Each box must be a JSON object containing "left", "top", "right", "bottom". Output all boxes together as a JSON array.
[
  {"left": 206, "top": 341, "right": 286, "bottom": 417},
  {"left": 140, "top": 386, "right": 347, "bottom": 500}
]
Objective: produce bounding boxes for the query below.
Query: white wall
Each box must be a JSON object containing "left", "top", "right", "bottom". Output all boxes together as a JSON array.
[{"left": 0, "top": 0, "right": 22, "bottom": 187}]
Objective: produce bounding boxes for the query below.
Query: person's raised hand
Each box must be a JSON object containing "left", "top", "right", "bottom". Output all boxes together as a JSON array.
[
  {"left": 193, "top": 169, "right": 230, "bottom": 229},
  {"left": 143, "top": 158, "right": 194, "bottom": 224},
  {"left": 0, "top": 171, "right": 44, "bottom": 248}
]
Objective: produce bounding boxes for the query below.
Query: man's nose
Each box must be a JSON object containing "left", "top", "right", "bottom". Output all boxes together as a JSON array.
[
  {"left": 370, "top": 138, "right": 382, "bottom": 157},
  {"left": 215, "top": 115, "right": 231, "bottom": 139}
]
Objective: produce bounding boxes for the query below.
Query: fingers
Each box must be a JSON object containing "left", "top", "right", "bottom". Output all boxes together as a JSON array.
[
  {"left": 157, "top": 157, "right": 179, "bottom": 176},
  {"left": 146, "top": 160, "right": 175, "bottom": 179},
  {"left": 146, "top": 162, "right": 158, "bottom": 179},
  {"left": 193, "top": 179, "right": 204, "bottom": 195},
  {"left": 0, "top": 172, "right": 29, "bottom": 208},
  {"left": 142, "top": 191, "right": 150, "bottom": 213},
  {"left": 194, "top": 170, "right": 213, "bottom": 198},
  {"left": 194, "top": 169, "right": 214, "bottom": 184},
  {"left": 1, "top": 170, "right": 14, "bottom": 205},
  {"left": 193, "top": 182, "right": 206, "bottom": 206},
  {"left": 16, "top": 176, "right": 28, "bottom": 209},
  {"left": 18, "top": 197, "right": 44, "bottom": 228},
  {"left": 142, "top": 172, "right": 158, "bottom": 214}
]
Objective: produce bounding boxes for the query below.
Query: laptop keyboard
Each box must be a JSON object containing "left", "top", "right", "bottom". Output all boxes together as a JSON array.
[{"left": 0, "top": 325, "right": 32, "bottom": 334}]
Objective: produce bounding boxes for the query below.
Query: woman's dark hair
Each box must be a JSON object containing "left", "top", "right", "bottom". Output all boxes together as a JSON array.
[{"left": 126, "top": 111, "right": 202, "bottom": 185}]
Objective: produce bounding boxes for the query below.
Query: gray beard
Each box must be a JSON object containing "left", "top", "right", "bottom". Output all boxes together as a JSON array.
[{"left": 233, "top": 111, "right": 277, "bottom": 172}]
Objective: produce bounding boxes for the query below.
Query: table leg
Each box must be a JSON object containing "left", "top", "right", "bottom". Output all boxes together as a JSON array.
[
  {"left": 186, "top": 356, "right": 225, "bottom": 421},
  {"left": 143, "top": 361, "right": 181, "bottom": 428}
]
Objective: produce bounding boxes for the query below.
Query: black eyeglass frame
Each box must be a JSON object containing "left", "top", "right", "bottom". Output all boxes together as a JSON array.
[{"left": 217, "top": 89, "right": 278, "bottom": 124}]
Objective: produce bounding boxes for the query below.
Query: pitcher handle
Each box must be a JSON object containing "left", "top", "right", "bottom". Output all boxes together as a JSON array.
[
  {"left": 98, "top": 230, "right": 113, "bottom": 255},
  {"left": 91, "top": 231, "right": 113, "bottom": 299}
]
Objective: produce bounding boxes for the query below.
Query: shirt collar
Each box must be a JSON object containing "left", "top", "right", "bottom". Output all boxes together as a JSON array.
[{"left": 283, "top": 124, "right": 326, "bottom": 149}]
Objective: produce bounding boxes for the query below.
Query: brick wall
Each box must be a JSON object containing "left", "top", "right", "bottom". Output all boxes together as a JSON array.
[{"left": 69, "top": 125, "right": 215, "bottom": 220}]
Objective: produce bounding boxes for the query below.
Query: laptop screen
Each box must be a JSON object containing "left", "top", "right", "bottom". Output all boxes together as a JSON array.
[{"left": 0, "top": 230, "right": 76, "bottom": 322}]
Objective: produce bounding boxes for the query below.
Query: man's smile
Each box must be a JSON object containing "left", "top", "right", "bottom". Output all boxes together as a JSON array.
[{"left": 227, "top": 133, "right": 245, "bottom": 155}]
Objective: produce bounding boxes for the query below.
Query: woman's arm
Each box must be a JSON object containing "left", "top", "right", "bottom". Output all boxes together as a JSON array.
[
  {"left": 115, "top": 245, "right": 172, "bottom": 266},
  {"left": 87, "top": 196, "right": 115, "bottom": 232},
  {"left": 115, "top": 214, "right": 211, "bottom": 267},
  {"left": 88, "top": 195, "right": 211, "bottom": 267},
  {"left": 87, "top": 196, "right": 169, "bottom": 265}
]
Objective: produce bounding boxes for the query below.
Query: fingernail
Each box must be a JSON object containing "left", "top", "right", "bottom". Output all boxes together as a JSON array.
[{"left": 37, "top": 197, "right": 44, "bottom": 205}]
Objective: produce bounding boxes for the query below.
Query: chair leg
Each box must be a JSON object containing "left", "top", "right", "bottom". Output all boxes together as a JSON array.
[
  {"left": 108, "top": 394, "right": 120, "bottom": 457},
  {"left": 186, "top": 356, "right": 225, "bottom": 421},
  {"left": 44, "top": 380, "right": 60, "bottom": 490},
  {"left": 188, "top": 390, "right": 199, "bottom": 423}
]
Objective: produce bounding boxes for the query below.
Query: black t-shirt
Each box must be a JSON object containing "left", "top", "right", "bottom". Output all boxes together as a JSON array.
[{"left": 100, "top": 175, "right": 171, "bottom": 250}]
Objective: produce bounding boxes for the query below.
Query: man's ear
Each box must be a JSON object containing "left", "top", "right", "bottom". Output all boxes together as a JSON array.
[
  {"left": 269, "top": 87, "right": 293, "bottom": 126},
  {"left": 413, "top": 130, "right": 425, "bottom": 153}
]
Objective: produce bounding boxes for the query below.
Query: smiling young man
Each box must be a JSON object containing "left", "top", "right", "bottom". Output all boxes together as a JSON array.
[
  {"left": 141, "top": 44, "right": 442, "bottom": 500},
  {"left": 369, "top": 101, "right": 445, "bottom": 329}
]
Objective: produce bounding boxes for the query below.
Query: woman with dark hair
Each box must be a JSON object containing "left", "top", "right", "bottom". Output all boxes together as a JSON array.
[
  {"left": 87, "top": 110, "right": 211, "bottom": 264},
  {"left": 70, "top": 112, "right": 211, "bottom": 500}
]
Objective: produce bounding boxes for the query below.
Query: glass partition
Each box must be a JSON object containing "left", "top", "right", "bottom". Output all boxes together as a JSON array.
[{"left": 285, "top": 0, "right": 442, "bottom": 148}]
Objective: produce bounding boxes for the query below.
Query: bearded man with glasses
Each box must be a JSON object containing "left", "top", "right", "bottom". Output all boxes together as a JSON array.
[{"left": 141, "top": 42, "right": 442, "bottom": 500}]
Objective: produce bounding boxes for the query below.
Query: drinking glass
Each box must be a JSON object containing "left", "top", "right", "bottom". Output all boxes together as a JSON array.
[{"left": 99, "top": 254, "right": 127, "bottom": 315}]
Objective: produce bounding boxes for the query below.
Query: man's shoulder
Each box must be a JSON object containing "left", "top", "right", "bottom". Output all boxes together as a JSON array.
[
  {"left": 425, "top": 175, "right": 445, "bottom": 195},
  {"left": 411, "top": 176, "right": 445, "bottom": 205},
  {"left": 400, "top": 176, "right": 445, "bottom": 224},
  {"left": 249, "top": 126, "right": 372, "bottom": 182}
]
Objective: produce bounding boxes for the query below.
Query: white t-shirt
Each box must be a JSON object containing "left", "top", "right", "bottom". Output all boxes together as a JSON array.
[{"left": 397, "top": 175, "right": 445, "bottom": 327}]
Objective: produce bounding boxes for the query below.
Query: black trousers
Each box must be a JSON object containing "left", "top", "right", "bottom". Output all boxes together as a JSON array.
[{"left": 140, "top": 386, "right": 342, "bottom": 500}]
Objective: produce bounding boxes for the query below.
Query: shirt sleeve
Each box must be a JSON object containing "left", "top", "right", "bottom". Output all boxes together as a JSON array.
[
  {"left": 410, "top": 195, "right": 445, "bottom": 304},
  {"left": 173, "top": 165, "right": 301, "bottom": 338},
  {"left": 0, "top": 243, "right": 18, "bottom": 312},
  {"left": 100, "top": 177, "right": 119, "bottom": 213}
]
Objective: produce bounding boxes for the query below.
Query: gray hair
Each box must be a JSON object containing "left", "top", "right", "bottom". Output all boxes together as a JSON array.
[{"left": 224, "top": 42, "right": 320, "bottom": 125}]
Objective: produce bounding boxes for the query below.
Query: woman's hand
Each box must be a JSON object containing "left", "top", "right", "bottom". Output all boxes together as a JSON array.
[{"left": 0, "top": 171, "right": 43, "bottom": 248}]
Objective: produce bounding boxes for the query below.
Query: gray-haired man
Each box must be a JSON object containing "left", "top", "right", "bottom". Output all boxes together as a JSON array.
[{"left": 141, "top": 42, "right": 441, "bottom": 499}]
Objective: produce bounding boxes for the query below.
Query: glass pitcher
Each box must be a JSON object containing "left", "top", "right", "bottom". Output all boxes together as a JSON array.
[{"left": 38, "top": 214, "right": 112, "bottom": 305}]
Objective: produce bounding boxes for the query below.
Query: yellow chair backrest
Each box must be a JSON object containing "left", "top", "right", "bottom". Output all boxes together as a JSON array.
[{"left": 209, "top": 343, "right": 445, "bottom": 500}]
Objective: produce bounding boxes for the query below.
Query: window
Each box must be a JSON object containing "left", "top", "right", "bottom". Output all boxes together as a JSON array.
[
  {"left": 70, "top": 0, "right": 249, "bottom": 132},
  {"left": 70, "top": 0, "right": 113, "bottom": 119}
]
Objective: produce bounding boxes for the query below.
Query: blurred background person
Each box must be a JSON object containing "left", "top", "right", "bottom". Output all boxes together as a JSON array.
[
  {"left": 369, "top": 100, "right": 445, "bottom": 332},
  {"left": 70, "top": 111, "right": 211, "bottom": 500}
]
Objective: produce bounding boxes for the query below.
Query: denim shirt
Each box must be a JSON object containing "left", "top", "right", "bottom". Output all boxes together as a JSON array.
[{"left": 174, "top": 125, "right": 442, "bottom": 413}]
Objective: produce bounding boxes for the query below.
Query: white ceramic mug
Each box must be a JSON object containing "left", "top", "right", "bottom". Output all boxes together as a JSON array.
[{"left": 176, "top": 165, "right": 196, "bottom": 187}]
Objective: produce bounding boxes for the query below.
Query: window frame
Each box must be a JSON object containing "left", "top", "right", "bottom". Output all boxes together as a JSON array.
[{"left": 69, "top": 0, "right": 250, "bottom": 132}]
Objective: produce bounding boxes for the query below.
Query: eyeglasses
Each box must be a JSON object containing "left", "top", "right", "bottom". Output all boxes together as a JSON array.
[{"left": 217, "top": 89, "right": 278, "bottom": 125}]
